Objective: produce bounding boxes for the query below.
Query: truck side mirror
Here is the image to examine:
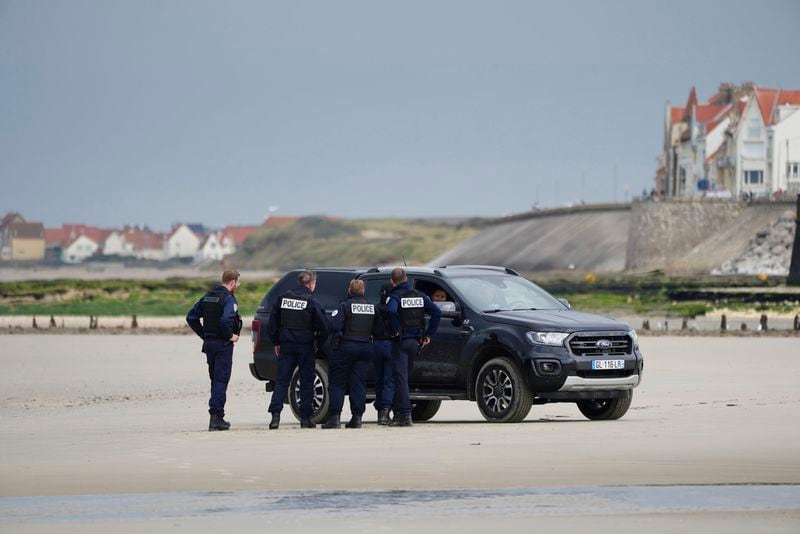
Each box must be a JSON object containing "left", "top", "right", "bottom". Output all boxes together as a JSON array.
[{"left": 435, "top": 301, "right": 461, "bottom": 319}]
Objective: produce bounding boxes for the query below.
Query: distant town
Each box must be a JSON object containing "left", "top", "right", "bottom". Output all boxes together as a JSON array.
[
  {"left": 0, "top": 213, "right": 298, "bottom": 265},
  {"left": 3, "top": 82, "right": 798, "bottom": 267},
  {"left": 656, "top": 82, "right": 800, "bottom": 198}
]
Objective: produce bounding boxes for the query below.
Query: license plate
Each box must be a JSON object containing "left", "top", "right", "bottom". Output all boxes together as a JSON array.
[{"left": 592, "top": 359, "right": 625, "bottom": 370}]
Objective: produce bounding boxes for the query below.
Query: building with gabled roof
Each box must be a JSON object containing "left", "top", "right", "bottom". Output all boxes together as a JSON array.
[
  {"left": 164, "top": 224, "right": 203, "bottom": 259},
  {"left": 658, "top": 82, "right": 800, "bottom": 197},
  {"left": 62, "top": 234, "right": 99, "bottom": 264},
  {"left": 1, "top": 213, "right": 46, "bottom": 261}
]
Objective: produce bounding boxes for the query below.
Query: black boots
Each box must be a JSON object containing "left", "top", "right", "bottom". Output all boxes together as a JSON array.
[
  {"left": 322, "top": 414, "right": 341, "bottom": 429},
  {"left": 345, "top": 414, "right": 362, "bottom": 429},
  {"left": 209, "top": 414, "right": 230, "bottom": 431},
  {"left": 269, "top": 413, "right": 280, "bottom": 430},
  {"left": 270, "top": 413, "right": 315, "bottom": 429},
  {"left": 377, "top": 408, "right": 391, "bottom": 426},
  {"left": 300, "top": 417, "right": 316, "bottom": 429},
  {"left": 388, "top": 413, "right": 413, "bottom": 427}
]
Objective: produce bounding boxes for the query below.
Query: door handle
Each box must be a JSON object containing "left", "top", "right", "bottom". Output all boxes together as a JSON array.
[{"left": 460, "top": 326, "right": 474, "bottom": 336}]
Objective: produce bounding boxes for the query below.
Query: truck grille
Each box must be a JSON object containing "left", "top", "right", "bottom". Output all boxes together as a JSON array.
[{"left": 568, "top": 333, "right": 632, "bottom": 356}]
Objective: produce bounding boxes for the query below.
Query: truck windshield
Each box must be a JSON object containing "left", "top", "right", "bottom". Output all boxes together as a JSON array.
[{"left": 449, "top": 274, "right": 565, "bottom": 312}]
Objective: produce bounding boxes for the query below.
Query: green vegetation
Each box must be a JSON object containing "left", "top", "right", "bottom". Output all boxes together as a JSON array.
[
  {"left": 537, "top": 275, "right": 800, "bottom": 317},
  {"left": 230, "top": 217, "right": 478, "bottom": 270},
  {"left": 1, "top": 273, "right": 796, "bottom": 318},
  {"left": 0, "top": 279, "right": 273, "bottom": 317}
]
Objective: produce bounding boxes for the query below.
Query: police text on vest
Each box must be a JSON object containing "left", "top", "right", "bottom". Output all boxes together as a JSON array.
[
  {"left": 351, "top": 303, "right": 375, "bottom": 315},
  {"left": 400, "top": 297, "right": 424, "bottom": 308},
  {"left": 281, "top": 298, "right": 308, "bottom": 310}
]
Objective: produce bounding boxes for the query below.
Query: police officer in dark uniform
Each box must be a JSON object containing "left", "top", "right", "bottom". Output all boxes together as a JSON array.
[
  {"left": 323, "top": 279, "right": 375, "bottom": 429},
  {"left": 372, "top": 283, "right": 394, "bottom": 425},
  {"left": 267, "top": 270, "right": 328, "bottom": 429},
  {"left": 386, "top": 267, "right": 441, "bottom": 427},
  {"left": 186, "top": 270, "right": 243, "bottom": 431}
]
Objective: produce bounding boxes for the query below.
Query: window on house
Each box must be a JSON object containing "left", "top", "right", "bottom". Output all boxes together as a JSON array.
[
  {"left": 744, "top": 170, "right": 764, "bottom": 184},
  {"left": 747, "top": 118, "right": 761, "bottom": 140},
  {"left": 787, "top": 162, "right": 800, "bottom": 180}
]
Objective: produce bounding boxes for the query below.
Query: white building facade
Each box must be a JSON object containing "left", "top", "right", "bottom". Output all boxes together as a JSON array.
[
  {"left": 62, "top": 235, "right": 99, "bottom": 263},
  {"left": 164, "top": 224, "right": 202, "bottom": 259}
]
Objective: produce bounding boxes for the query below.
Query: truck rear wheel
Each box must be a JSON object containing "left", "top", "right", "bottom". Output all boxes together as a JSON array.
[
  {"left": 475, "top": 357, "right": 533, "bottom": 423},
  {"left": 577, "top": 390, "right": 632, "bottom": 420},
  {"left": 289, "top": 360, "right": 329, "bottom": 425},
  {"left": 411, "top": 400, "right": 442, "bottom": 422}
]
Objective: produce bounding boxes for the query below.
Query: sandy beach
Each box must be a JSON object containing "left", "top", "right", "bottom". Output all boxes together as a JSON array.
[{"left": 1, "top": 335, "right": 799, "bottom": 531}]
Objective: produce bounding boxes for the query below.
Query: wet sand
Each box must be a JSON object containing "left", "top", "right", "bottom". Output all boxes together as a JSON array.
[{"left": 1, "top": 335, "right": 799, "bottom": 531}]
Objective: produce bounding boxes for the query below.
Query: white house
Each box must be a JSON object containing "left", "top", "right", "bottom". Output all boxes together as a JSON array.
[
  {"left": 62, "top": 235, "right": 99, "bottom": 264},
  {"left": 767, "top": 96, "right": 800, "bottom": 194},
  {"left": 196, "top": 233, "right": 225, "bottom": 262},
  {"left": 734, "top": 95, "right": 769, "bottom": 196},
  {"left": 659, "top": 84, "right": 800, "bottom": 197},
  {"left": 164, "top": 224, "right": 202, "bottom": 259},
  {"left": 103, "top": 231, "right": 129, "bottom": 256}
]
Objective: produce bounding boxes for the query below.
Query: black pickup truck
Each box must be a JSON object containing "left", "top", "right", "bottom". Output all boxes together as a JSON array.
[{"left": 250, "top": 265, "right": 643, "bottom": 424}]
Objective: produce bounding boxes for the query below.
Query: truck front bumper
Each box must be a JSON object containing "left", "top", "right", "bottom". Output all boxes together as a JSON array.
[{"left": 558, "top": 374, "right": 640, "bottom": 392}]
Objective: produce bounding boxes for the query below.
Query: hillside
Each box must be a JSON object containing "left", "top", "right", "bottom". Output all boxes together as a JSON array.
[
  {"left": 229, "top": 217, "right": 479, "bottom": 270},
  {"left": 430, "top": 207, "right": 631, "bottom": 273}
]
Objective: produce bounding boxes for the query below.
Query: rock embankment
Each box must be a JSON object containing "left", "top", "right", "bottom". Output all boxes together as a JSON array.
[{"left": 713, "top": 210, "right": 796, "bottom": 275}]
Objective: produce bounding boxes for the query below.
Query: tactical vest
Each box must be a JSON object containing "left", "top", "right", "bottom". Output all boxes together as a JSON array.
[
  {"left": 397, "top": 289, "right": 425, "bottom": 330},
  {"left": 343, "top": 297, "right": 375, "bottom": 337},
  {"left": 200, "top": 287, "right": 230, "bottom": 336},
  {"left": 279, "top": 291, "right": 314, "bottom": 330}
]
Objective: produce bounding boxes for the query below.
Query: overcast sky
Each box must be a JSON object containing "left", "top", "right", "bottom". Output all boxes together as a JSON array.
[{"left": 2, "top": 0, "right": 799, "bottom": 229}]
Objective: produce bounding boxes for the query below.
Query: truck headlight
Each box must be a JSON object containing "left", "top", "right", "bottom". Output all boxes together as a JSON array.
[
  {"left": 526, "top": 331, "right": 569, "bottom": 346},
  {"left": 628, "top": 329, "right": 638, "bottom": 347}
]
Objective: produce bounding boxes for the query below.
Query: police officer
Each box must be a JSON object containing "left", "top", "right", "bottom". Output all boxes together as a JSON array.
[
  {"left": 372, "top": 283, "right": 394, "bottom": 425},
  {"left": 186, "top": 270, "right": 243, "bottom": 431},
  {"left": 323, "top": 279, "right": 375, "bottom": 429},
  {"left": 386, "top": 267, "right": 441, "bottom": 427},
  {"left": 267, "top": 270, "right": 328, "bottom": 429}
]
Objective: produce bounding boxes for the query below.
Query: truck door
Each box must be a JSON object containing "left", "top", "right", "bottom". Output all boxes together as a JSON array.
[{"left": 410, "top": 277, "right": 467, "bottom": 387}]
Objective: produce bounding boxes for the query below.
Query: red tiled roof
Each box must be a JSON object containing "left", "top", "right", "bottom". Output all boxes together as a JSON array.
[
  {"left": 62, "top": 224, "right": 106, "bottom": 243},
  {"left": 670, "top": 107, "right": 685, "bottom": 124},
  {"left": 695, "top": 104, "right": 729, "bottom": 124},
  {"left": 753, "top": 88, "right": 800, "bottom": 125},
  {"left": 123, "top": 230, "right": 164, "bottom": 250},
  {"left": 222, "top": 225, "right": 260, "bottom": 246},
  {"left": 44, "top": 228, "right": 69, "bottom": 246}
]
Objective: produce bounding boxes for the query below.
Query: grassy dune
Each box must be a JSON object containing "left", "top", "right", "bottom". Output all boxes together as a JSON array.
[{"left": 230, "top": 217, "right": 479, "bottom": 270}]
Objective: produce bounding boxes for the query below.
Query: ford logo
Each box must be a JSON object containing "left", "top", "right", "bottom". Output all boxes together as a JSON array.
[{"left": 596, "top": 339, "right": 613, "bottom": 349}]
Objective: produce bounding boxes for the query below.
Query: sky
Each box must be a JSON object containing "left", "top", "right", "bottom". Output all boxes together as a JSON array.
[{"left": 2, "top": 0, "right": 799, "bottom": 230}]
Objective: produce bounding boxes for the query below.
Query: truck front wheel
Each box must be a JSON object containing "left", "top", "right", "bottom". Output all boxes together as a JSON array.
[{"left": 475, "top": 357, "right": 533, "bottom": 423}]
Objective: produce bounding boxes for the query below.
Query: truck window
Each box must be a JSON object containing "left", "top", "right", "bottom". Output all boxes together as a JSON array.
[
  {"left": 312, "top": 272, "right": 358, "bottom": 310},
  {"left": 362, "top": 276, "right": 390, "bottom": 303}
]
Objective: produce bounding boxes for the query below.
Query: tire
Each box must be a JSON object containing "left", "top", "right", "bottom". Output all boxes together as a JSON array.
[
  {"left": 411, "top": 400, "right": 442, "bottom": 422},
  {"left": 577, "top": 390, "right": 633, "bottom": 420},
  {"left": 289, "top": 360, "right": 329, "bottom": 425},
  {"left": 475, "top": 357, "right": 533, "bottom": 423}
]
